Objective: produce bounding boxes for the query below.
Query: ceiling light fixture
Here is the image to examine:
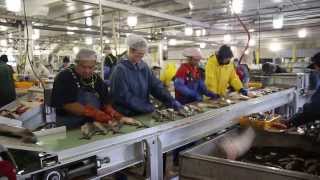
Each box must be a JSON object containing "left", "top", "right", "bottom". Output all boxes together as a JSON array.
[
  {"left": 223, "top": 34, "right": 232, "bottom": 43},
  {"left": 0, "top": 39, "right": 7, "bottom": 47},
  {"left": 127, "top": 15, "right": 138, "bottom": 27},
  {"left": 32, "top": 29, "right": 40, "bottom": 40},
  {"left": 168, "top": 39, "right": 177, "bottom": 46},
  {"left": 163, "top": 45, "right": 168, "bottom": 50},
  {"left": 6, "top": 0, "right": 21, "bottom": 12},
  {"left": 195, "top": 30, "right": 202, "bottom": 37},
  {"left": 298, "top": 28, "right": 307, "bottom": 38},
  {"left": 199, "top": 43, "right": 206, "bottom": 48},
  {"left": 202, "top": 29, "right": 207, "bottom": 36},
  {"left": 188, "top": 1, "right": 194, "bottom": 10},
  {"left": 184, "top": 26, "right": 193, "bottom": 36},
  {"left": 273, "top": 14, "right": 284, "bottom": 29},
  {"left": 85, "top": 37, "right": 93, "bottom": 45},
  {"left": 231, "top": 0, "right": 243, "bottom": 14},
  {"left": 73, "top": 46, "right": 79, "bottom": 54},
  {"left": 249, "top": 28, "right": 255, "bottom": 32},
  {"left": 86, "top": 17, "right": 93, "bottom": 26},
  {"left": 249, "top": 39, "right": 256, "bottom": 46},
  {"left": 0, "top": 26, "right": 8, "bottom": 31},
  {"left": 269, "top": 42, "right": 282, "bottom": 52}
]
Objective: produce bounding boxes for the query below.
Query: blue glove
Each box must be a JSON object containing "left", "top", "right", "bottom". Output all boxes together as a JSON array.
[
  {"left": 239, "top": 88, "right": 248, "bottom": 96},
  {"left": 206, "top": 92, "right": 219, "bottom": 99},
  {"left": 171, "top": 100, "right": 182, "bottom": 110},
  {"left": 195, "top": 94, "right": 203, "bottom": 101}
]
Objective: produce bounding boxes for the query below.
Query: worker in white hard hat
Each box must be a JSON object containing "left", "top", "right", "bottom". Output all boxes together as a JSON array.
[
  {"left": 110, "top": 34, "right": 182, "bottom": 116},
  {"left": 174, "top": 47, "right": 219, "bottom": 105}
]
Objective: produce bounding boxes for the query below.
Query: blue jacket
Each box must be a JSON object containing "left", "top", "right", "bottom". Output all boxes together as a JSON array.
[
  {"left": 110, "top": 57, "right": 175, "bottom": 116},
  {"left": 303, "top": 85, "right": 320, "bottom": 113},
  {"left": 174, "top": 63, "right": 217, "bottom": 104}
]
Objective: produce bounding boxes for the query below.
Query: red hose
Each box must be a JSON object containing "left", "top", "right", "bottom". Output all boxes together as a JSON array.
[{"left": 235, "top": 14, "right": 250, "bottom": 64}]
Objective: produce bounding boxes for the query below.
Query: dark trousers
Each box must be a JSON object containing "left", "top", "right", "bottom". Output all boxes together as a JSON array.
[{"left": 290, "top": 112, "right": 320, "bottom": 127}]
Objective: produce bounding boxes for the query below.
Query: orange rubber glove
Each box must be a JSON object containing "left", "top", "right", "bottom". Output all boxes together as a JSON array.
[
  {"left": 102, "top": 105, "right": 123, "bottom": 121},
  {"left": 83, "top": 105, "right": 112, "bottom": 123}
]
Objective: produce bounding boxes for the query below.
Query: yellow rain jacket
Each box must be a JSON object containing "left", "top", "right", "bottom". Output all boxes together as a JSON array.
[
  {"left": 205, "top": 54, "right": 243, "bottom": 96},
  {"left": 160, "top": 63, "right": 177, "bottom": 87}
]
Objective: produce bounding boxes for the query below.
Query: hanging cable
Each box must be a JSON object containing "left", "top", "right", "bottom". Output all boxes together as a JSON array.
[
  {"left": 22, "top": 0, "right": 45, "bottom": 89},
  {"left": 23, "top": 0, "right": 47, "bottom": 124},
  {"left": 234, "top": 13, "right": 250, "bottom": 65}
]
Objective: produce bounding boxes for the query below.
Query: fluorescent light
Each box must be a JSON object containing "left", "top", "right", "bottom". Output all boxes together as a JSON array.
[
  {"left": 231, "top": 0, "right": 243, "bottom": 14},
  {"left": 195, "top": 30, "right": 202, "bottom": 37},
  {"left": 273, "top": 14, "right": 284, "bottom": 29},
  {"left": 298, "top": 28, "right": 307, "bottom": 38},
  {"left": 245, "top": 49, "right": 250, "bottom": 55},
  {"left": 73, "top": 46, "right": 79, "bottom": 54},
  {"left": 67, "top": 27, "right": 78, "bottom": 35},
  {"left": 8, "top": 33, "right": 13, "bottom": 43},
  {"left": 249, "top": 39, "right": 256, "bottom": 46},
  {"left": 188, "top": 1, "right": 194, "bottom": 10},
  {"left": 32, "top": 29, "right": 40, "bottom": 40},
  {"left": 163, "top": 45, "right": 168, "bottom": 50},
  {"left": 269, "top": 42, "right": 282, "bottom": 52},
  {"left": 86, "top": 17, "right": 93, "bottom": 26},
  {"left": 127, "top": 16, "right": 138, "bottom": 27},
  {"left": 0, "top": 26, "right": 8, "bottom": 31},
  {"left": 104, "top": 38, "right": 110, "bottom": 44},
  {"left": 231, "top": 46, "right": 236, "bottom": 51},
  {"left": 224, "top": 34, "right": 232, "bottom": 43},
  {"left": 202, "top": 29, "right": 206, "bottom": 36},
  {"left": 249, "top": 28, "right": 255, "bottom": 32},
  {"left": 199, "top": 43, "right": 206, "bottom": 48},
  {"left": 34, "top": 45, "right": 40, "bottom": 50},
  {"left": 184, "top": 27, "right": 193, "bottom": 36},
  {"left": 6, "top": 0, "right": 21, "bottom": 12},
  {"left": 85, "top": 37, "right": 93, "bottom": 45},
  {"left": 168, "top": 39, "right": 177, "bottom": 46},
  {"left": 0, "top": 39, "right": 7, "bottom": 46}
]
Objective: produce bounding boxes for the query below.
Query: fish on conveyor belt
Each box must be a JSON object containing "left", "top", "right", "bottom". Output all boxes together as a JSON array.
[
  {"left": 0, "top": 124, "right": 37, "bottom": 143},
  {"left": 80, "top": 121, "right": 124, "bottom": 140},
  {"left": 119, "top": 117, "right": 149, "bottom": 128},
  {"left": 238, "top": 146, "right": 320, "bottom": 175}
]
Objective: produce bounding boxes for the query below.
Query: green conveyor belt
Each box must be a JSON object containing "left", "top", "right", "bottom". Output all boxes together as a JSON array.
[{"left": 37, "top": 113, "right": 188, "bottom": 151}]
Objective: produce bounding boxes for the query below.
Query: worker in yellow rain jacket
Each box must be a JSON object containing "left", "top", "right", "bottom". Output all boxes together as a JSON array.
[
  {"left": 160, "top": 63, "right": 177, "bottom": 87},
  {"left": 205, "top": 45, "right": 254, "bottom": 97}
]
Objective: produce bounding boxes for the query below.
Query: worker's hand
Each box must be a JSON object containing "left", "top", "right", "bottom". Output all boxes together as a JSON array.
[
  {"left": 84, "top": 105, "right": 112, "bottom": 123},
  {"left": 246, "top": 91, "right": 257, "bottom": 98},
  {"left": 270, "top": 122, "right": 288, "bottom": 129},
  {"left": 120, "top": 117, "right": 141, "bottom": 126},
  {"left": 102, "top": 105, "right": 123, "bottom": 121},
  {"left": 171, "top": 100, "right": 182, "bottom": 110}
]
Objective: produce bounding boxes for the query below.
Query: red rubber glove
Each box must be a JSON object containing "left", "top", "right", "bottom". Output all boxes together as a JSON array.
[
  {"left": 102, "top": 105, "right": 123, "bottom": 121},
  {"left": 83, "top": 105, "right": 112, "bottom": 123}
]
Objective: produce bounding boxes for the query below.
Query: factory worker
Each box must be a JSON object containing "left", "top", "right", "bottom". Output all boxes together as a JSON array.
[
  {"left": 234, "top": 58, "right": 250, "bottom": 89},
  {"left": 160, "top": 63, "right": 177, "bottom": 87},
  {"left": 174, "top": 47, "right": 219, "bottom": 104},
  {"left": 110, "top": 34, "right": 182, "bottom": 116},
  {"left": 51, "top": 49, "right": 132, "bottom": 129},
  {"left": 0, "top": 56, "right": 16, "bottom": 108},
  {"left": 205, "top": 45, "right": 254, "bottom": 97},
  {"left": 286, "top": 52, "right": 320, "bottom": 127},
  {"left": 59, "top": 56, "right": 70, "bottom": 71}
]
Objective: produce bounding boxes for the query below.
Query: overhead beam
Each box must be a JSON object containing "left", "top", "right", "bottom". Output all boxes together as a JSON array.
[{"left": 72, "top": 0, "right": 211, "bottom": 28}]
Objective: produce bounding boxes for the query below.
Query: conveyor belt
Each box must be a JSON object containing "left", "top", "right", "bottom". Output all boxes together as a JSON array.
[{"left": 22, "top": 88, "right": 296, "bottom": 179}]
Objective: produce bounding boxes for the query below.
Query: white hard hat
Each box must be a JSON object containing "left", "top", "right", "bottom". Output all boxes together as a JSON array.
[{"left": 182, "top": 48, "right": 203, "bottom": 60}]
